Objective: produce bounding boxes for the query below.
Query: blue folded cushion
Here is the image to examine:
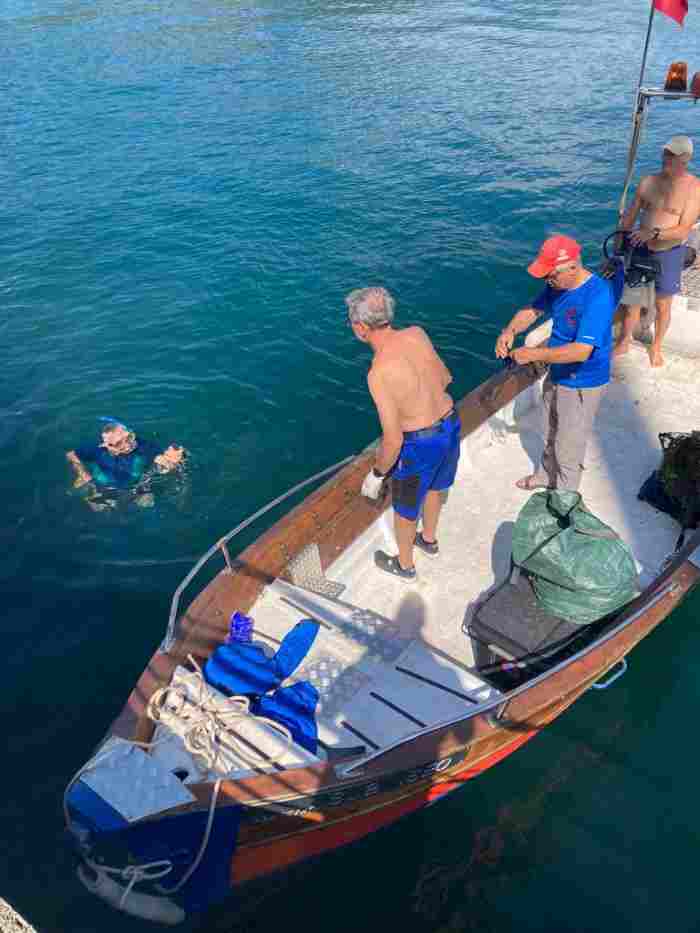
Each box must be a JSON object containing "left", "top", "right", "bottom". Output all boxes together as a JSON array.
[
  {"left": 203, "top": 620, "right": 319, "bottom": 698},
  {"left": 253, "top": 681, "right": 320, "bottom": 754}
]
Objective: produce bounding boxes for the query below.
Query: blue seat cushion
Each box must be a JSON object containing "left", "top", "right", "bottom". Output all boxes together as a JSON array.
[
  {"left": 204, "top": 620, "right": 319, "bottom": 698},
  {"left": 253, "top": 681, "right": 319, "bottom": 754}
]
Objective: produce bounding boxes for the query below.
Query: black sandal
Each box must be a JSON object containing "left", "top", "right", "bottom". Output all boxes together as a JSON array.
[
  {"left": 415, "top": 531, "right": 439, "bottom": 557},
  {"left": 374, "top": 550, "right": 417, "bottom": 581}
]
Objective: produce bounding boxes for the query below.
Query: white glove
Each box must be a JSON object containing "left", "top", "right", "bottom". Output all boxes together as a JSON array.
[{"left": 361, "top": 469, "right": 385, "bottom": 500}]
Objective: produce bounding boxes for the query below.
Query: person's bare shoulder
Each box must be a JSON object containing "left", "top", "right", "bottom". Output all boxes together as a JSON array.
[
  {"left": 405, "top": 324, "right": 433, "bottom": 347},
  {"left": 685, "top": 176, "right": 700, "bottom": 222},
  {"left": 367, "top": 358, "right": 390, "bottom": 387}
]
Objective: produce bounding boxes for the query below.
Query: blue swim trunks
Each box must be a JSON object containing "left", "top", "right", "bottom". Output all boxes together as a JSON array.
[
  {"left": 390, "top": 410, "right": 461, "bottom": 521},
  {"left": 635, "top": 243, "right": 687, "bottom": 296}
]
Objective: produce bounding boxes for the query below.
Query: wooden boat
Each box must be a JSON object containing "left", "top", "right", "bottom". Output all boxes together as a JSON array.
[{"left": 64, "top": 300, "right": 700, "bottom": 923}]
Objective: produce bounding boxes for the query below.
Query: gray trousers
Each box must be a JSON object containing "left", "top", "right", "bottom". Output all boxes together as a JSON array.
[{"left": 531, "top": 376, "right": 606, "bottom": 491}]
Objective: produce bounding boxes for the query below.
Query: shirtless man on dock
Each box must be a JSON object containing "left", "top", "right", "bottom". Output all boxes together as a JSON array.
[
  {"left": 615, "top": 135, "right": 700, "bottom": 367},
  {"left": 346, "top": 287, "right": 460, "bottom": 581}
]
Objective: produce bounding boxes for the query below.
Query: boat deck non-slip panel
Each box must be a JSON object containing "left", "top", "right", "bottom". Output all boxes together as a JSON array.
[
  {"left": 394, "top": 641, "right": 497, "bottom": 702},
  {"left": 264, "top": 580, "right": 417, "bottom": 666},
  {"left": 79, "top": 737, "right": 196, "bottom": 823},
  {"left": 369, "top": 666, "right": 489, "bottom": 723},
  {"left": 322, "top": 641, "right": 500, "bottom": 750},
  {"left": 329, "top": 686, "right": 423, "bottom": 748},
  {"left": 247, "top": 582, "right": 499, "bottom": 753},
  {"left": 251, "top": 585, "right": 403, "bottom": 675}
]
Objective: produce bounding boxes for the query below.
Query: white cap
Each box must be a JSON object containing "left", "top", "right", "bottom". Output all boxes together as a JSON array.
[{"left": 664, "top": 135, "right": 693, "bottom": 158}]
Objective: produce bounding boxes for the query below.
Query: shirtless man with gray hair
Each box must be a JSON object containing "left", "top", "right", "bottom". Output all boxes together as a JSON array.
[
  {"left": 615, "top": 135, "right": 700, "bottom": 367},
  {"left": 346, "top": 286, "right": 460, "bottom": 581}
]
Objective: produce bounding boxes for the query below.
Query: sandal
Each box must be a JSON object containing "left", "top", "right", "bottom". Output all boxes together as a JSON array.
[
  {"left": 414, "top": 531, "right": 439, "bottom": 558},
  {"left": 515, "top": 475, "right": 548, "bottom": 491},
  {"left": 374, "top": 550, "right": 417, "bottom": 581}
]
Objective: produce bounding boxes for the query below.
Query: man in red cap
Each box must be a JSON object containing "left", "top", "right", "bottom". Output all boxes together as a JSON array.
[
  {"left": 495, "top": 235, "right": 623, "bottom": 492},
  {"left": 614, "top": 135, "right": 700, "bottom": 367}
]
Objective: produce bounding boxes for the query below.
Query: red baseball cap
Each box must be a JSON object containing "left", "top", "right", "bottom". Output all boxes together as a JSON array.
[{"left": 528, "top": 235, "right": 581, "bottom": 278}]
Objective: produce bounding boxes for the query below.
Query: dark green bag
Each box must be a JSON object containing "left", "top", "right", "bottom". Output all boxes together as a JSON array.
[{"left": 511, "top": 490, "right": 639, "bottom": 625}]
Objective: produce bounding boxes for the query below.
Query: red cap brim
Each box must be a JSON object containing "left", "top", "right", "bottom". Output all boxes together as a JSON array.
[{"left": 527, "top": 258, "right": 553, "bottom": 278}]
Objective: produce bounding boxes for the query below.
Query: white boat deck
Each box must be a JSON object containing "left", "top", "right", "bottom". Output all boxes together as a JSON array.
[
  {"left": 243, "top": 309, "right": 700, "bottom": 763},
  {"left": 146, "top": 291, "right": 700, "bottom": 780}
]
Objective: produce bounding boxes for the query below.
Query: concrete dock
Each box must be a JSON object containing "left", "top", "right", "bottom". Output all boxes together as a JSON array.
[{"left": 0, "top": 898, "right": 37, "bottom": 933}]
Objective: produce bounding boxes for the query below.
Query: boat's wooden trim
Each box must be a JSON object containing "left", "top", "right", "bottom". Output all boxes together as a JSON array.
[{"left": 110, "top": 362, "right": 542, "bottom": 741}]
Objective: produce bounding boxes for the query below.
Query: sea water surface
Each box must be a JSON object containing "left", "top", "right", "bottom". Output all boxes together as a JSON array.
[{"left": 3, "top": 2, "right": 700, "bottom": 931}]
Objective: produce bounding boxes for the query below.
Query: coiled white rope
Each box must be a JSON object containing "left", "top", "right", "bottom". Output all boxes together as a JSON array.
[{"left": 146, "top": 655, "right": 295, "bottom": 773}]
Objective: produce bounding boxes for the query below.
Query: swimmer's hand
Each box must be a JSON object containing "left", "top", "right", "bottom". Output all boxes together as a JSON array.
[
  {"left": 361, "top": 469, "right": 385, "bottom": 500},
  {"left": 154, "top": 445, "right": 186, "bottom": 472},
  {"left": 66, "top": 450, "right": 92, "bottom": 487}
]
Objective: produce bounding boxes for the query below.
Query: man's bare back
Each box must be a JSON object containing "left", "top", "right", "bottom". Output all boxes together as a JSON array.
[
  {"left": 346, "top": 286, "right": 460, "bottom": 577},
  {"left": 370, "top": 326, "right": 453, "bottom": 432}
]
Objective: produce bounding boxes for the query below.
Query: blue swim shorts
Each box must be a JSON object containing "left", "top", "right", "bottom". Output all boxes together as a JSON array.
[
  {"left": 637, "top": 243, "right": 687, "bottom": 297},
  {"left": 390, "top": 410, "right": 461, "bottom": 521}
]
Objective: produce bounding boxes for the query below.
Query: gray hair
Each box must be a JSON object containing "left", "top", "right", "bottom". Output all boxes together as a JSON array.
[{"left": 345, "top": 286, "right": 395, "bottom": 329}]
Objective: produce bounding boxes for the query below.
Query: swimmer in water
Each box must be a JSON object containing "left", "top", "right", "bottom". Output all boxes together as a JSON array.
[{"left": 66, "top": 418, "right": 186, "bottom": 509}]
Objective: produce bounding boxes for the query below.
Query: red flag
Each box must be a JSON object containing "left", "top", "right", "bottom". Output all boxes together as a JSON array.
[{"left": 654, "top": 0, "right": 689, "bottom": 25}]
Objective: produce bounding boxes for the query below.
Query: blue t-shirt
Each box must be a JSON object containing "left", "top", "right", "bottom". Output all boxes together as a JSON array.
[
  {"left": 532, "top": 265, "right": 624, "bottom": 388},
  {"left": 75, "top": 438, "right": 160, "bottom": 489}
]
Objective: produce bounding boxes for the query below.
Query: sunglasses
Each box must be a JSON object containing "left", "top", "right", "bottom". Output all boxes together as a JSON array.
[
  {"left": 102, "top": 432, "right": 136, "bottom": 452},
  {"left": 546, "top": 264, "right": 575, "bottom": 281},
  {"left": 662, "top": 149, "right": 689, "bottom": 163}
]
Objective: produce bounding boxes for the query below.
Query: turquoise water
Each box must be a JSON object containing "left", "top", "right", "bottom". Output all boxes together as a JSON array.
[{"left": 3, "top": 1, "right": 700, "bottom": 930}]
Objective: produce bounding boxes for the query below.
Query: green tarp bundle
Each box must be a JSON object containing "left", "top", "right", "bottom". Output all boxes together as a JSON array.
[{"left": 511, "top": 490, "right": 639, "bottom": 625}]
